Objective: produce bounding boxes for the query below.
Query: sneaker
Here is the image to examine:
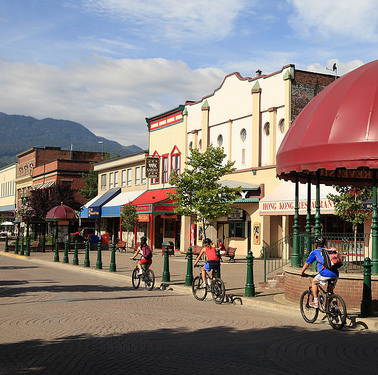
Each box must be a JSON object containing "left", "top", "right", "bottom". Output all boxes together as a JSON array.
[
  {"left": 201, "top": 282, "right": 206, "bottom": 288},
  {"left": 137, "top": 270, "right": 143, "bottom": 276},
  {"left": 309, "top": 301, "right": 318, "bottom": 308}
]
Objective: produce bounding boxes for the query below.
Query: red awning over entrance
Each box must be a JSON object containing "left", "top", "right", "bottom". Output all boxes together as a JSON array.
[
  {"left": 132, "top": 188, "right": 176, "bottom": 206},
  {"left": 277, "top": 60, "right": 378, "bottom": 186}
]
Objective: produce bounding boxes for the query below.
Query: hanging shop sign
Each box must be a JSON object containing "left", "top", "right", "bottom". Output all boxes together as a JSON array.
[
  {"left": 228, "top": 208, "right": 245, "bottom": 221},
  {"left": 145, "top": 157, "right": 160, "bottom": 178}
]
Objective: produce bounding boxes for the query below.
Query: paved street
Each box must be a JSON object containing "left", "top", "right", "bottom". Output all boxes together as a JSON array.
[{"left": 0, "top": 252, "right": 377, "bottom": 375}]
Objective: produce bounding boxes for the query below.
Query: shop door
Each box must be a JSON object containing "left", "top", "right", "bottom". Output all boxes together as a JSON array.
[{"left": 154, "top": 215, "right": 164, "bottom": 248}]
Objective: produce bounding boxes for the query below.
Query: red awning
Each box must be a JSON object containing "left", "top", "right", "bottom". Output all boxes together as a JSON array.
[
  {"left": 132, "top": 188, "right": 176, "bottom": 205},
  {"left": 276, "top": 60, "right": 378, "bottom": 186}
]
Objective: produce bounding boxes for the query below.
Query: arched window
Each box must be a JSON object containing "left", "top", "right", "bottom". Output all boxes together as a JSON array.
[
  {"left": 217, "top": 134, "right": 223, "bottom": 146},
  {"left": 240, "top": 128, "right": 247, "bottom": 142},
  {"left": 264, "top": 122, "right": 270, "bottom": 136},
  {"left": 278, "top": 118, "right": 285, "bottom": 133}
]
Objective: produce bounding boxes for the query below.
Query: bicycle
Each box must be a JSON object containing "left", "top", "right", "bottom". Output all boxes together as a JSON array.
[
  {"left": 192, "top": 264, "right": 226, "bottom": 304},
  {"left": 300, "top": 274, "right": 347, "bottom": 330},
  {"left": 131, "top": 259, "right": 155, "bottom": 291}
]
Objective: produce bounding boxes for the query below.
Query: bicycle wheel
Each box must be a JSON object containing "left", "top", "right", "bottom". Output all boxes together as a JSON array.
[
  {"left": 300, "top": 290, "right": 319, "bottom": 323},
  {"left": 192, "top": 276, "right": 207, "bottom": 301},
  {"left": 144, "top": 269, "right": 155, "bottom": 291},
  {"left": 131, "top": 268, "right": 141, "bottom": 289},
  {"left": 327, "top": 293, "right": 347, "bottom": 330},
  {"left": 211, "top": 278, "right": 225, "bottom": 304}
]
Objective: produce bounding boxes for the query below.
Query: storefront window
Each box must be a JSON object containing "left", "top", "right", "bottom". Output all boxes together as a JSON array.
[{"left": 229, "top": 222, "right": 245, "bottom": 238}]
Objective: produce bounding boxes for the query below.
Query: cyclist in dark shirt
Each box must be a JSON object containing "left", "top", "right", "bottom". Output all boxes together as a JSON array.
[{"left": 300, "top": 235, "right": 339, "bottom": 308}]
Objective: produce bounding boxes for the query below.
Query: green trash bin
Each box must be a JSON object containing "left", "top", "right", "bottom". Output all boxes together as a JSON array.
[{"left": 162, "top": 240, "right": 174, "bottom": 256}]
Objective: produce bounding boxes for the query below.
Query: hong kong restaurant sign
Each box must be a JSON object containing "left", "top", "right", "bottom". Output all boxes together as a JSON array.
[{"left": 259, "top": 199, "right": 335, "bottom": 216}]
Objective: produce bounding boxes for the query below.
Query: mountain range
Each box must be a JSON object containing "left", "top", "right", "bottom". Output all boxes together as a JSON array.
[{"left": 0, "top": 112, "right": 143, "bottom": 168}]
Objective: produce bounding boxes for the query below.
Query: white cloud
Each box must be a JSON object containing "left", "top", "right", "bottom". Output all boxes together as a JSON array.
[
  {"left": 82, "top": 0, "right": 249, "bottom": 40},
  {"left": 288, "top": 0, "right": 378, "bottom": 42},
  {"left": 0, "top": 56, "right": 225, "bottom": 147}
]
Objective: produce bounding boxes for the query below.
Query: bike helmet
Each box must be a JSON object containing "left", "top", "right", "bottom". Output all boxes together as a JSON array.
[
  {"left": 140, "top": 236, "right": 147, "bottom": 244},
  {"left": 314, "top": 235, "right": 326, "bottom": 247},
  {"left": 203, "top": 238, "right": 211, "bottom": 246}
]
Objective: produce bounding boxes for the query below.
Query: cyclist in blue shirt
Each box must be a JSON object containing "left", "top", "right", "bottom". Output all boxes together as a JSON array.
[{"left": 300, "top": 235, "right": 339, "bottom": 308}]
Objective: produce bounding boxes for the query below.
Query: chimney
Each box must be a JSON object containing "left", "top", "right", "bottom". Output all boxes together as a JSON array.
[{"left": 256, "top": 69, "right": 262, "bottom": 77}]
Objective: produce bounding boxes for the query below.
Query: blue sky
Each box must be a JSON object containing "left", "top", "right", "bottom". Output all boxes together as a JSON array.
[{"left": 0, "top": 0, "right": 377, "bottom": 148}]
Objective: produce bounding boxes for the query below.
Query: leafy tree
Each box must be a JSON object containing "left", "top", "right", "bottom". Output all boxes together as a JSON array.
[
  {"left": 327, "top": 185, "right": 372, "bottom": 248},
  {"left": 29, "top": 183, "right": 82, "bottom": 220},
  {"left": 79, "top": 166, "right": 98, "bottom": 201},
  {"left": 120, "top": 204, "right": 139, "bottom": 250},
  {"left": 169, "top": 145, "right": 241, "bottom": 238}
]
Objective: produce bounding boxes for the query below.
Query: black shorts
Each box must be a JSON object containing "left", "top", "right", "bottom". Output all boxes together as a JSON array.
[{"left": 205, "top": 260, "right": 220, "bottom": 273}]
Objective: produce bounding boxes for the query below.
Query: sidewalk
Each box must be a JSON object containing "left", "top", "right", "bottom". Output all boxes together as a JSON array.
[{"left": 1, "top": 245, "right": 377, "bottom": 331}]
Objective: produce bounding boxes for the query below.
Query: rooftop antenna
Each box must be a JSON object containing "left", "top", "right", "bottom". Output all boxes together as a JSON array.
[{"left": 326, "top": 63, "right": 337, "bottom": 79}]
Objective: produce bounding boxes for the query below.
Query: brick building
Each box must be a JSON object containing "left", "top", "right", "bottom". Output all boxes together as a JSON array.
[{"left": 15, "top": 147, "right": 103, "bottom": 212}]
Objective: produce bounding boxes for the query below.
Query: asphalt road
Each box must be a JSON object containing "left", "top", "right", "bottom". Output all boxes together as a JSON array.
[{"left": 0, "top": 254, "right": 377, "bottom": 375}]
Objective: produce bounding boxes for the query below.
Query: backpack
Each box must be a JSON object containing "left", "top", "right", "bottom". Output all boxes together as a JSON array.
[
  {"left": 142, "top": 244, "right": 152, "bottom": 259},
  {"left": 321, "top": 248, "right": 343, "bottom": 270}
]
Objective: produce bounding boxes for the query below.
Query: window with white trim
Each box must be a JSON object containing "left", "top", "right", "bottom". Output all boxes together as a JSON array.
[
  {"left": 141, "top": 165, "right": 146, "bottom": 185},
  {"left": 101, "top": 174, "right": 106, "bottom": 190},
  {"left": 135, "top": 166, "right": 140, "bottom": 185},
  {"left": 127, "top": 168, "right": 132, "bottom": 187},
  {"left": 109, "top": 172, "right": 114, "bottom": 188},
  {"left": 114, "top": 171, "right": 119, "bottom": 187},
  {"left": 121, "top": 170, "right": 126, "bottom": 187}
]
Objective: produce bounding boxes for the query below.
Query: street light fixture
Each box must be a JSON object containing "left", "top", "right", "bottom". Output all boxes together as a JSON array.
[{"left": 98, "top": 141, "right": 104, "bottom": 159}]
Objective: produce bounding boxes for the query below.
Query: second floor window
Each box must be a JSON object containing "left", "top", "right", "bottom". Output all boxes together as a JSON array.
[
  {"left": 135, "top": 167, "right": 140, "bottom": 185},
  {"left": 101, "top": 174, "right": 106, "bottom": 190},
  {"left": 141, "top": 165, "right": 146, "bottom": 185},
  {"left": 109, "top": 172, "right": 114, "bottom": 188},
  {"left": 114, "top": 171, "right": 119, "bottom": 187},
  {"left": 162, "top": 156, "right": 168, "bottom": 183},
  {"left": 121, "top": 170, "right": 126, "bottom": 187},
  {"left": 171, "top": 153, "right": 180, "bottom": 175},
  {"left": 127, "top": 168, "right": 132, "bottom": 187}
]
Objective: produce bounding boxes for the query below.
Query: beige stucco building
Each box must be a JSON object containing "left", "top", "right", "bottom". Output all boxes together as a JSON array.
[{"left": 147, "top": 65, "right": 336, "bottom": 257}]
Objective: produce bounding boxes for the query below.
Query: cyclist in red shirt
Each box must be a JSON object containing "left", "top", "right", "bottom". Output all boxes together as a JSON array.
[{"left": 193, "top": 238, "right": 221, "bottom": 286}]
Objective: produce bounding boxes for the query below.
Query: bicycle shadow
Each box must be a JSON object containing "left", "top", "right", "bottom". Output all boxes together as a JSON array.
[{"left": 343, "top": 314, "right": 369, "bottom": 331}]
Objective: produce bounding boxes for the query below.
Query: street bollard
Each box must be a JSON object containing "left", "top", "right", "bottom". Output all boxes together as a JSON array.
[
  {"left": 84, "top": 240, "right": 90, "bottom": 267},
  {"left": 96, "top": 240, "right": 102, "bottom": 269},
  {"left": 109, "top": 242, "right": 116, "bottom": 272},
  {"left": 216, "top": 248, "right": 221, "bottom": 278},
  {"left": 73, "top": 240, "right": 79, "bottom": 265},
  {"left": 162, "top": 246, "right": 170, "bottom": 282},
  {"left": 19, "top": 233, "right": 24, "bottom": 256},
  {"left": 63, "top": 240, "right": 69, "bottom": 263},
  {"left": 54, "top": 239, "right": 59, "bottom": 262},
  {"left": 14, "top": 236, "right": 19, "bottom": 254},
  {"left": 244, "top": 250, "right": 256, "bottom": 297},
  {"left": 4, "top": 235, "right": 8, "bottom": 252},
  {"left": 25, "top": 236, "right": 30, "bottom": 256},
  {"left": 185, "top": 247, "right": 193, "bottom": 286},
  {"left": 361, "top": 257, "right": 373, "bottom": 317}
]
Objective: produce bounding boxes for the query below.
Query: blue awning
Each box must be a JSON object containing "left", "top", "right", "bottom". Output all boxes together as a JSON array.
[
  {"left": 80, "top": 188, "right": 121, "bottom": 219},
  {"left": 102, "top": 190, "right": 145, "bottom": 217}
]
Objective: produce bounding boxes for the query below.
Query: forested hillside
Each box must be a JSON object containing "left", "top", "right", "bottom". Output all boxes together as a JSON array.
[{"left": 0, "top": 112, "right": 142, "bottom": 167}]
